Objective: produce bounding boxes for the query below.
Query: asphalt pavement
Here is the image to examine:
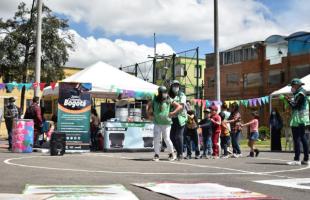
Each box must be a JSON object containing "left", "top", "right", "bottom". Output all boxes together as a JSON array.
[{"left": 0, "top": 140, "right": 310, "bottom": 200}]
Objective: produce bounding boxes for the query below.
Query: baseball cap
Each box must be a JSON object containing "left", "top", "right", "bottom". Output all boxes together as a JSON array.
[
  {"left": 158, "top": 86, "right": 167, "bottom": 93},
  {"left": 203, "top": 108, "right": 211, "bottom": 113},
  {"left": 8, "top": 97, "right": 16, "bottom": 102},
  {"left": 288, "top": 78, "right": 304, "bottom": 86},
  {"left": 170, "top": 80, "right": 180, "bottom": 86},
  {"left": 210, "top": 105, "right": 218, "bottom": 111}
]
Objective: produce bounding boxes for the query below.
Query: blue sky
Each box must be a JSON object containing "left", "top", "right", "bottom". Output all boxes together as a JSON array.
[{"left": 1, "top": 0, "right": 309, "bottom": 67}]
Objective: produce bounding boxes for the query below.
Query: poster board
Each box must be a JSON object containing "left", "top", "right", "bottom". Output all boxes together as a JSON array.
[{"left": 57, "top": 82, "right": 92, "bottom": 152}]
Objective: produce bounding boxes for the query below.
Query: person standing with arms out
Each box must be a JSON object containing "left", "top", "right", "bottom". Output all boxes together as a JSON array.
[
  {"left": 227, "top": 103, "right": 242, "bottom": 158},
  {"left": 285, "top": 78, "right": 309, "bottom": 165},
  {"left": 210, "top": 105, "right": 221, "bottom": 159},
  {"left": 269, "top": 108, "right": 283, "bottom": 151},
  {"left": 185, "top": 109, "right": 200, "bottom": 159},
  {"left": 242, "top": 111, "right": 260, "bottom": 157},
  {"left": 199, "top": 108, "right": 213, "bottom": 158},
  {"left": 147, "top": 86, "right": 181, "bottom": 161},
  {"left": 4, "top": 97, "right": 20, "bottom": 151},
  {"left": 24, "top": 97, "right": 43, "bottom": 147},
  {"left": 169, "top": 80, "right": 188, "bottom": 161},
  {"left": 219, "top": 112, "right": 230, "bottom": 158}
]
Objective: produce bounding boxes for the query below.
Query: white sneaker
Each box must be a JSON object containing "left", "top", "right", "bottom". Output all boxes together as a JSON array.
[
  {"left": 153, "top": 154, "right": 159, "bottom": 162},
  {"left": 221, "top": 155, "right": 229, "bottom": 159},
  {"left": 232, "top": 154, "right": 238, "bottom": 158},
  {"left": 287, "top": 161, "right": 301, "bottom": 166},
  {"left": 237, "top": 154, "right": 243, "bottom": 158},
  {"left": 168, "top": 153, "right": 176, "bottom": 161},
  {"left": 301, "top": 160, "right": 309, "bottom": 165}
]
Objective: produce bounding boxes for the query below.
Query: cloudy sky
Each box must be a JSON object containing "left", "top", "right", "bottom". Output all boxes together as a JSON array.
[{"left": 1, "top": 0, "right": 309, "bottom": 68}]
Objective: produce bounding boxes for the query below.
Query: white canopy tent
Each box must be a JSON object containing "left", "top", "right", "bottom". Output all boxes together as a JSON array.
[
  {"left": 270, "top": 74, "right": 310, "bottom": 96},
  {"left": 42, "top": 61, "right": 158, "bottom": 98}
]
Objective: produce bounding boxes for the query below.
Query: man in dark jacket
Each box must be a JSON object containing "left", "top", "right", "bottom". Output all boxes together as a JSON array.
[
  {"left": 25, "top": 97, "right": 43, "bottom": 146},
  {"left": 4, "top": 97, "right": 20, "bottom": 150}
]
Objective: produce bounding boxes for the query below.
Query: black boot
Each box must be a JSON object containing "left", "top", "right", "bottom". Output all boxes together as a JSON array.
[
  {"left": 247, "top": 151, "right": 254, "bottom": 157},
  {"left": 254, "top": 149, "right": 260, "bottom": 157}
]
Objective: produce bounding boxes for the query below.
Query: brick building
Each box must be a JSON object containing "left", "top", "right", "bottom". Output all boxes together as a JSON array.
[{"left": 204, "top": 31, "right": 310, "bottom": 127}]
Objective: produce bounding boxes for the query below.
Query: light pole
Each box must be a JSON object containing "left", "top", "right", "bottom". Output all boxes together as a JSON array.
[
  {"left": 214, "top": 0, "right": 220, "bottom": 102},
  {"left": 35, "top": 0, "right": 42, "bottom": 97}
]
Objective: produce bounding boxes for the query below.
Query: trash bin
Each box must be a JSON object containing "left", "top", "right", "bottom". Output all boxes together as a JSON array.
[{"left": 12, "top": 119, "right": 34, "bottom": 153}]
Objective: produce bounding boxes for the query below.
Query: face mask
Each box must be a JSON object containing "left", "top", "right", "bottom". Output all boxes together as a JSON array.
[
  {"left": 291, "top": 88, "right": 296, "bottom": 93},
  {"left": 172, "top": 87, "right": 179, "bottom": 94},
  {"left": 162, "top": 93, "right": 168, "bottom": 99},
  {"left": 272, "top": 111, "right": 276, "bottom": 115}
]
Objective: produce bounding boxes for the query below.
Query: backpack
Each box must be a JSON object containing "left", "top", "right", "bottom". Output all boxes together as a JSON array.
[{"left": 24, "top": 105, "right": 35, "bottom": 119}]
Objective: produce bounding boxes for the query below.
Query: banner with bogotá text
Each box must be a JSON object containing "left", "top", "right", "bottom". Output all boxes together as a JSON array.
[{"left": 57, "top": 82, "right": 92, "bottom": 152}]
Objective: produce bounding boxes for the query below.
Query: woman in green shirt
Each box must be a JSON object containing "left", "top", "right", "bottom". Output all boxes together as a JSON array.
[{"left": 147, "top": 86, "right": 182, "bottom": 161}]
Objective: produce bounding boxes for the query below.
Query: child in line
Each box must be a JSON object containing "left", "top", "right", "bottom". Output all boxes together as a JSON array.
[
  {"left": 242, "top": 111, "right": 260, "bottom": 157},
  {"left": 219, "top": 112, "right": 230, "bottom": 158},
  {"left": 199, "top": 108, "right": 213, "bottom": 158},
  {"left": 210, "top": 105, "right": 221, "bottom": 159}
]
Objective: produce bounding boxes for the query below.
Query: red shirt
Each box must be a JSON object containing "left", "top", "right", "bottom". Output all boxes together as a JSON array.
[{"left": 211, "top": 114, "right": 221, "bottom": 133}]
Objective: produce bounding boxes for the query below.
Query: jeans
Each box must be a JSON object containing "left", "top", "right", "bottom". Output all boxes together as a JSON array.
[
  {"left": 202, "top": 134, "right": 212, "bottom": 156},
  {"left": 231, "top": 130, "right": 241, "bottom": 154},
  {"left": 154, "top": 124, "right": 174, "bottom": 155},
  {"left": 292, "top": 125, "right": 309, "bottom": 162},
  {"left": 220, "top": 136, "right": 230, "bottom": 156},
  {"left": 185, "top": 128, "right": 200, "bottom": 156},
  {"left": 5, "top": 120, "right": 13, "bottom": 148},
  {"left": 170, "top": 118, "right": 185, "bottom": 157}
]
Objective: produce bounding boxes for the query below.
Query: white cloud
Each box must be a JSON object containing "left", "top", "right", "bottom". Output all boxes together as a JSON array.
[
  {"left": 44, "top": 0, "right": 308, "bottom": 49},
  {"left": 67, "top": 29, "right": 174, "bottom": 68}
]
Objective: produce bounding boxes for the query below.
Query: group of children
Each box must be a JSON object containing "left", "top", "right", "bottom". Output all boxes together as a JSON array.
[{"left": 184, "top": 103, "right": 261, "bottom": 160}]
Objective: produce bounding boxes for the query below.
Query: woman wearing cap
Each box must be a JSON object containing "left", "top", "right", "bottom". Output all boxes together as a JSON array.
[
  {"left": 4, "top": 97, "right": 20, "bottom": 150},
  {"left": 147, "top": 86, "right": 181, "bottom": 161},
  {"left": 242, "top": 111, "right": 260, "bottom": 157},
  {"left": 285, "top": 78, "right": 309, "bottom": 166},
  {"left": 168, "top": 80, "right": 188, "bottom": 160}
]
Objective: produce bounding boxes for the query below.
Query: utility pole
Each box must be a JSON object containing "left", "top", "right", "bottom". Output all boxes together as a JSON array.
[
  {"left": 196, "top": 47, "right": 200, "bottom": 99},
  {"left": 152, "top": 33, "right": 156, "bottom": 84},
  {"left": 171, "top": 53, "right": 176, "bottom": 80},
  {"left": 35, "top": 0, "right": 42, "bottom": 97},
  {"left": 214, "top": 0, "right": 220, "bottom": 102}
]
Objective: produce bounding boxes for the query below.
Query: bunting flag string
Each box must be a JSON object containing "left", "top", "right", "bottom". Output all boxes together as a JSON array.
[{"left": 0, "top": 82, "right": 58, "bottom": 91}]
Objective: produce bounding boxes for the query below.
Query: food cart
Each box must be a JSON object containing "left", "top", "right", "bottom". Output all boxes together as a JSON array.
[{"left": 42, "top": 61, "right": 158, "bottom": 152}]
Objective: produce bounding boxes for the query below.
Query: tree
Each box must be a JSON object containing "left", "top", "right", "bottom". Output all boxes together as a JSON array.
[{"left": 0, "top": 1, "right": 74, "bottom": 110}]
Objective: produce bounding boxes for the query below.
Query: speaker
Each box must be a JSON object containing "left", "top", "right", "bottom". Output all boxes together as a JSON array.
[
  {"left": 109, "top": 133, "right": 125, "bottom": 148},
  {"left": 50, "top": 132, "right": 66, "bottom": 156}
]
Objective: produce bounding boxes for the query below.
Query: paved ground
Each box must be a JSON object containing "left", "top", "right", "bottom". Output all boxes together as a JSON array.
[{"left": 0, "top": 140, "right": 310, "bottom": 200}]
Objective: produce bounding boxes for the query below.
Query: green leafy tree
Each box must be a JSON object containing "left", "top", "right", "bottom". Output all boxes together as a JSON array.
[{"left": 0, "top": 1, "right": 74, "bottom": 110}]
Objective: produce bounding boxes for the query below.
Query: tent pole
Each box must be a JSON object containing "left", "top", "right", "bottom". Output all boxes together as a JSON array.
[{"left": 269, "top": 95, "right": 273, "bottom": 152}]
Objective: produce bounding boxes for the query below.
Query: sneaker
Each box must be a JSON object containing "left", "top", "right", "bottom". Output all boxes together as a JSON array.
[
  {"left": 287, "top": 161, "right": 301, "bottom": 166},
  {"left": 177, "top": 155, "right": 183, "bottom": 161},
  {"left": 168, "top": 153, "right": 176, "bottom": 161},
  {"left": 237, "top": 154, "right": 243, "bottom": 158},
  {"left": 200, "top": 154, "right": 206, "bottom": 159},
  {"left": 232, "top": 154, "right": 238, "bottom": 158},
  {"left": 194, "top": 156, "right": 200, "bottom": 159},
  {"left": 301, "top": 160, "right": 309, "bottom": 165},
  {"left": 221, "top": 155, "right": 229, "bottom": 159},
  {"left": 212, "top": 156, "right": 219, "bottom": 159},
  {"left": 153, "top": 154, "right": 159, "bottom": 162},
  {"left": 184, "top": 155, "right": 192, "bottom": 160}
]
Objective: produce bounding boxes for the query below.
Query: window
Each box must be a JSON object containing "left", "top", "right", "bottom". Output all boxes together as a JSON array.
[
  {"left": 194, "top": 65, "right": 202, "bottom": 78},
  {"left": 226, "top": 73, "right": 239, "bottom": 86},
  {"left": 175, "top": 64, "right": 185, "bottom": 77},
  {"left": 207, "top": 77, "right": 215, "bottom": 88},
  {"left": 243, "top": 72, "right": 262, "bottom": 88},
  {"left": 293, "top": 64, "right": 310, "bottom": 78},
  {"left": 269, "top": 70, "right": 285, "bottom": 86}
]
